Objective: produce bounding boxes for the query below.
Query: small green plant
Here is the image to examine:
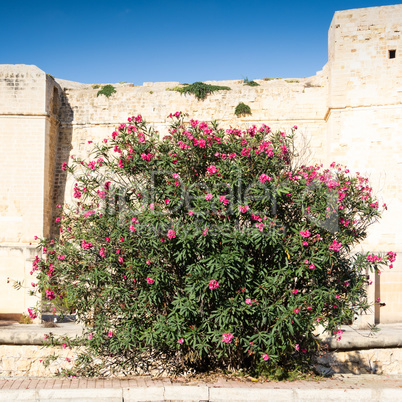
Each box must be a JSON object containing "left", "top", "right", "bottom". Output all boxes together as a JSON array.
[
  {"left": 92, "top": 84, "right": 101, "bottom": 89},
  {"left": 19, "top": 313, "right": 33, "bottom": 324},
  {"left": 149, "top": 90, "right": 154, "bottom": 94},
  {"left": 262, "top": 77, "right": 281, "bottom": 81},
  {"left": 119, "top": 81, "right": 127, "bottom": 84},
  {"left": 304, "top": 82, "right": 322, "bottom": 88},
  {"left": 285, "top": 80, "right": 300, "bottom": 84},
  {"left": 235, "top": 102, "right": 252, "bottom": 117},
  {"left": 243, "top": 77, "right": 260, "bottom": 87},
  {"left": 168, "top": 82, "right": 231, "bottom": 100},
  {"left": 96, "top": 84, "right": 116, "bottom": 98}
]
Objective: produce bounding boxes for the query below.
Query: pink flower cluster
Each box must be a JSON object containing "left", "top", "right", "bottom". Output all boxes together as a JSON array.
[
  {"left": 206, "top": 165, "right": 219, "bottom": 174},
  {"left": 167, "top": 111, "right": 182, "bottom": 118},
  {"left": 367, "top": 254, "right": 382, "bottom": 263},
  {"left": 258, "top": 174, "right": 273, "bottom": 183},
  {"left": 209, "top": 280, "right": 219, "bottom": 290},
  {"left": 238, "top": 205, "right": 249, "bottom": 214},
  {"left": 329, "top": 240, "right": 342, "bottom": 252},
  {"left": 81, "top": 240, "right": 93, "bottom": 249},
  {"left": 140, "top": 153, "right": 153, "bottom": 161},
  {"left": 45, "top": 289, "right": 55, "bottom": 300},
  {"left": 219, "top": 196, "right": 229, "bottom": 206},
  {"left": 222, "top": 332, "right": 233, "bottom": 344},
  {"left": 387, "top": 251, "right": 397, "bottom": 263},
  {"left": 299, "top": 230, "right": 311, "bottom": 238},
  {"left": 167, "top": 229, "right": 176, "bottom": 239}
]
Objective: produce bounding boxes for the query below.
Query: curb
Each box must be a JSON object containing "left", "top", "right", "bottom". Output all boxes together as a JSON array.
[{"left": 1, "top": 386, "right": 402, "bottom": 401}]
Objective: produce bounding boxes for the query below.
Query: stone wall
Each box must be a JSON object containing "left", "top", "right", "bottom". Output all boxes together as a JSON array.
[
  {"left": 0, "top": 345, "right": 77, "bottom": 377},
  {"left": 1, "top": 343, "right": 402, "bottom": 377},
  {"left": 0, "top": 4, "right": 402, "bottom": 322},
  {"left": 0, "top": 65, "right": 60, "bottom": 318},
  {"left": 326, "top": 5, "right": 402, "bottom": 323}
]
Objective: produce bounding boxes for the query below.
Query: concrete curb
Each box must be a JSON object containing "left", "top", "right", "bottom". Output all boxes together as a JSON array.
[{"left": 1, "top": 386, "right": 402, "bottom": 401}]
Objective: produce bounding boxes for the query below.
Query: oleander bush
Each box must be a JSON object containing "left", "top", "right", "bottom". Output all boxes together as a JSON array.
[{"left": 29, "top": 112, "right": 395, "bottom": 376}]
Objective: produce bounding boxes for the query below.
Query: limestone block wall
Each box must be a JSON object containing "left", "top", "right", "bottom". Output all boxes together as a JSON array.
[
  {"left": 0, "top": 345, "right": 77, "bottom": 377},
  {"left": 54, "top": 74, "right": 328, "bottom": 208},
  {"left": 328, "top": 4, "right": 402, "bottom": 109},
  {"left": 0, "top": 65, "right": 59, "bottom": 318},
  {"left": 325, "top": 5, "right": 402, "bottom": 323}
]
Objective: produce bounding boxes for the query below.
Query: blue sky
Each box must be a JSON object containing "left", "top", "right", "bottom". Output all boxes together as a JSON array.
[{"left": 1, "top": 0, "right": 400, "bottom": 84}]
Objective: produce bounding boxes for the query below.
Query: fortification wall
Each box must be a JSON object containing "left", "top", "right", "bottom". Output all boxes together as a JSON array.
[
  {"left": 326, "top": 5, "right": 402, "bottom": 323},
  {"left": 0, "top": 65, "right": 58, "bottom": 317},
  {"left": 1, "top": 4, "right": 402, "bottom": 322}
]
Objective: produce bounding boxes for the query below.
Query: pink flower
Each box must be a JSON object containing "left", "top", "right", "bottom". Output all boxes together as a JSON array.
[
  {"left": 27, "top": 308, "right": 37, "bottom": 320},
  {"left": 189, "top": 210, "right": 194, "bottom": 216},
  {"left": 329, "top": 240, "right": 342, "bottom": 252},
  {"left": 222, "top": 333, "right": 233, "bottom": 344},
  {"left": 202, "top": 228, "right": 208, "bottom": 237},
  {"left": 106, "top": 237, "right": 110, "bottom": 243},
  {"left": 302, "top": 241, "right": 309, "bottom": 247},
  {"left": 118, "top": 256, "right": 124, "bottom": 263},
  {"left": 146, "top": 277, "right": 155, "bottom": 284},
  {"left": 205, "top": 193, "right": 213, "bottom": 201},
  {"left": 292, "top": 289, "right": 298, "bottom": 295},
  {"left": 206, "top": 165, "right": 219, "bottom": 174},
  {"left": 387, "top": 251, "right": 397, "bottom": 263},
  {"left": 150, "top": 203, "right": 155, "bottom": 210},
  {"left": 178, "top": 338, "right": 184, "bottom": 344},
  {"left": 304, "top": 260, "right": 309, "bottom": 264},
  {"left": 309, "top": 264, "right": 315, "bottom": 270},
  {"left": 294, "top": 308, "right": 299, "bottom": 314},
  {"left": 164, "top": 198, "right": 170, "bottom": 205},
  {"left": 258, "top": 174, "right": 273, "bottom": 183},
  {"left": 219, "top": 196, "right": 229, "bottom": 206},
  {"left": 81, "top": 240, "right": 93, "bottom": 249},
  {"left": 45, "top": 289, "right": 55, "bottom": 300},
  {"left": 209, "top": 280, "right": 219, "bottom": 290},
  {"left": 167, "top": 229, "right": 176, "bottom": 239},
  {"left": 57, "top": 254, "right": 65, "bottom": 260},
  {"left": 172, "top": 173, "right": 179, "bottom": 179},
  {"left": 146, "top": 260, "right": 151, "bottom": 265},
  {"left": 261, "top": 354, "right": 269, "bottom": 361},
  {"left": 99, "top": 247, "right": 106, "bottom": 257},
  {"left": 108, "top": 331, "right": 113, "bottom": 338},
  {"left": 62, "top": 162, "right": 68, "bottom": 171},
  {"left": 295, "top": 344, "right": 300, "bottom": 351},
  {"left": 245, "top": 298, "right": 252, "bottom": 305},
  {"left": 300, "top": 230, "right": 311, "bottom": 238},
  {"left": 307, "top": 306, "right": 313, "bottom": 310},
  {"left": 238, "top": 205, "right": 249, "bottom": 213},
  {"left": 62, "top": 343, "right": 67, "bottom": 349},
  {"left": 88, "top": 334, "right": 93, "bottom": 340}
]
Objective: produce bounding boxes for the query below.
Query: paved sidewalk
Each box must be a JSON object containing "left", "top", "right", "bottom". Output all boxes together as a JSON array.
[{"left": 0, "top": 374, "right": 402, "bottom": 401}]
